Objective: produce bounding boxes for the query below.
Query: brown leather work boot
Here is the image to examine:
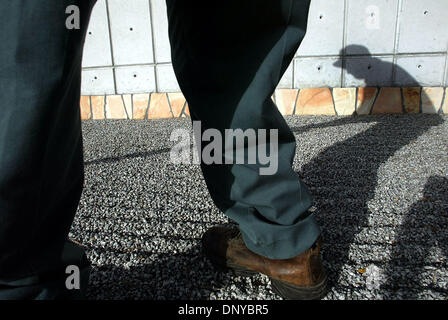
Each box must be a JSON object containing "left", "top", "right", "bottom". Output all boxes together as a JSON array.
[{"left": 202, "top": 226, "right": 327, "bottom": 300}]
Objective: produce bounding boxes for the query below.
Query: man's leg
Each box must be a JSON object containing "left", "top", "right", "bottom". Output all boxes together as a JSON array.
[
  {"left": 167, "top": 0, "right": 319, "bottom": 261},
  {"left": 166, "top": 0, "right": 326, "bottom": 299},
  {"left": 0, "top": 0, "right": 96, "bottom": 299}
]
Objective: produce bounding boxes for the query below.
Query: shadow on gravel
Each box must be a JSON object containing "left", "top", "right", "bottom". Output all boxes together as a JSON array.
[
  {"left": 384, "top": 176, "right": 448, "bottom": 298},
  {"left": 290, "top": 45, "right": 446, "bottom": 297},
  {"left": 85, "top": 244, "right": 229, "bottom": 300},
  {"left": 84, "top": 148, "right": 173, "bottom": 166},
  {"left": 291, "top": 115, "right": 444, "bottom": 296}
]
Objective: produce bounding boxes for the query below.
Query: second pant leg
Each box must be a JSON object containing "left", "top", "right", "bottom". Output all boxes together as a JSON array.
[
  {"left": 0, "top": 0, "right": 96, "bottom": 299},
  {"left": 167, "top": 0, "right": 321, "bottom": 259}
]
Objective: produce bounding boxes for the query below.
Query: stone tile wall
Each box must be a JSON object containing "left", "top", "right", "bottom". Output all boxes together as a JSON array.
[
  {"left": 81, "top": 0, "right": 448, "bottom": 96},
  {"left": 80, "top": 87, "right": 448, "bottom": 120}
]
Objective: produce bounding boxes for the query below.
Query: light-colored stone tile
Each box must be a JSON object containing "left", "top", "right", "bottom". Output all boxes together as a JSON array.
[
  {"left": 274, "top": 89, "right": 298, "bottom": 115},
  {"left": 421, "top": 87, "right": 444, "bottom": 113},
  {"left": 91, "top": 96, "right": 105, "bottom": 119},
  {"left": 333, "top": 88, "right": 356, "bottom": 116},
  {"left": 356, "top": 87, "right": 378, "bottom": 115},
  {"left": 148, "top": 93, "right": 173, "bottom": 119},
  {"left": 403, "top": 87, "right": 421, "bottom": 113},
  {"left": 105, "top": 95, "right": 127, "bottom": 119},
  {"left": 442, "top": 88, "right": 448, "bottom": 114},
  {"left": 132, "top": 94, "right": 149, "bottom": 120},
  {"left": 182, "top": 103, "right": 191, "bottom": 117},
  {"left": 372, "top": 88, "right": 402, "bottom": 114},
  {"left": 168, "top": 92, "right": 186, "bottom": 118},
  {"left": 295, "top": 88, "right": 335, "bottom": 115},
  {"left": 122, "top": 95, "right": 132, "bottom": 119},
  {"left": 80, "top": 96, "right": 91, "bottom": 120}
]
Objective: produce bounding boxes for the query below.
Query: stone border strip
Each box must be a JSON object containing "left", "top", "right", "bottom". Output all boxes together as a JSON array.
[{"left": 80, "top": 87, "right": 448, "bottom": 120}]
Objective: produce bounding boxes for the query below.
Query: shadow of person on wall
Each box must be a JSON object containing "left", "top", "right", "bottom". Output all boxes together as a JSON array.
[
  {"left": 288, "top": 44, "right": 445, "bottom": 297},
  {"left": 333, "top": 45, "right": 433, "bottom": 90},
  {"left": 383, "top": 176, "right": 448, "bottom": 299}
]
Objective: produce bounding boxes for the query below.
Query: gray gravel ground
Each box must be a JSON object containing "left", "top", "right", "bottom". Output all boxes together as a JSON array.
[{"left": 70, "top": 114, "right": 448, "bottom": 300}]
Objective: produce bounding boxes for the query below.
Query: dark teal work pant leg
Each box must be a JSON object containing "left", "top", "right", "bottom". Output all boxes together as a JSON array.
[
  {"left": 0, "top": 0, "right": 96, "bottom": 299},
  {"left": 166, "top": 0, "right": 321, "bottom": 259}
]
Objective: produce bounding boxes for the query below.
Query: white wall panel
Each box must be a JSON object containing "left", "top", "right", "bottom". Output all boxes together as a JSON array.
[
  {"left": 81, "top": 68, "right": 115, "bottom": 95},
  {"left": 115, "top": 65, "right": 156, "bottom": 94},
  {"left": 297, "top": 0, "right": 345, "bottom": 56},
  {"left": 294, "top": 57, "right": 342, "bottom": 88},
  {"left": 80, "top": 0, "right": 448, "bottom": 94},
  {"left": 151, "top": 0, "right": 172, "bottom": 63},
  {"left": 156, "top": 64, "right": 180, "bottom": 92},
  {"left": 108, "top": 0, "right": 154, "bottom": 65},
  {"left": 82, "top": 0, "right": 112, "bottom": 68},
  {"left": 395, "top": 55, "right": 446, "bottom": 87},
  {"left": 345, "top": 0, "right": 399, "bottom": 55},
  {"left": 397, "top": 0, "right": 448, "bottom": 53}
]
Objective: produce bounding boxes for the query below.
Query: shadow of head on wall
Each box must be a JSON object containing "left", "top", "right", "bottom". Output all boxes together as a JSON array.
[
  {"left": 332, "top": 44, "right": 444, "bottom": 114},
  {"left": 334, "top": 45, "right": 410, "bottom": 87}
]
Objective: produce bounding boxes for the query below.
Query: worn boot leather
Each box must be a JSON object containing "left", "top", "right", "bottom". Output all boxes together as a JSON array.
[{"left": 202, "top": 226, "right": 327, "bottom": 300}]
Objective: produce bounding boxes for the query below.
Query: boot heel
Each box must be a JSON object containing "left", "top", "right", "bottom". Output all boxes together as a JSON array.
[{"left": 270, "top": 276, "right": 328, "bottom": 300}]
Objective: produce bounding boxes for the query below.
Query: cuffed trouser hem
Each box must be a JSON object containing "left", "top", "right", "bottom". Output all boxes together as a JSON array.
[
  {"left": 0, "top": 265, "right": 91, "bottom": 300},
  {"left": 240, "top": 212, "right": 321, "bottom": 260},
  {"left": 0, "top": 241, "right": 91, "bottom": 300}
]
